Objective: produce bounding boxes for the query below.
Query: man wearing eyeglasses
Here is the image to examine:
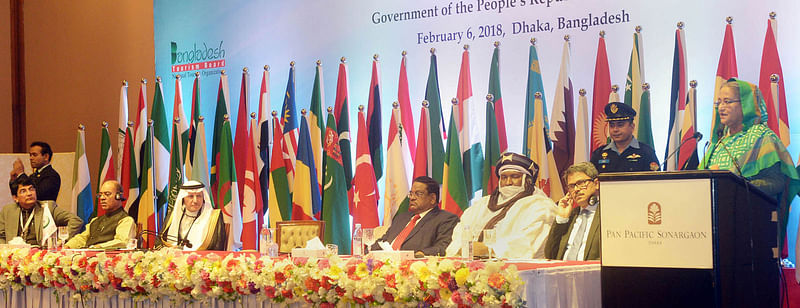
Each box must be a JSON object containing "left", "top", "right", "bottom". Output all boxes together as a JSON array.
[
  {"left": 0, "top": 176, "right": 82, "bottom": 246},
  {"left": 65, "top": 180, "right": 135, "bottom": 249},
  {"left": 545, "top": 162, "right": 601, "bottom": 261},
  {"left": 590, "top": 102, "right": 659, "bottom": 173},
  {"left": 446, "top": 152, "right": 556, "bottom": 259},
  {"left": 372, "top": 176, "right": 459, "bottom": 257}
]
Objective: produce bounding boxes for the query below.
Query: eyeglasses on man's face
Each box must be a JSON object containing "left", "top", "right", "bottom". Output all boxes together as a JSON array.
[{"left": 566, "top": 179, "right": 593, "bottom": 192}]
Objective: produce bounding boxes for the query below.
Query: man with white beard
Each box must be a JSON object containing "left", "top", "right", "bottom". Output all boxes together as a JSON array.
[{"left": 446, "top": 152, "right": 556, "bottom": 259}]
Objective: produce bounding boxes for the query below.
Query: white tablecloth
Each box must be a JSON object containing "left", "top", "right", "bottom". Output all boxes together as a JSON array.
[{"left": 1, "top": 262, "right": 601, "bottom": 307}]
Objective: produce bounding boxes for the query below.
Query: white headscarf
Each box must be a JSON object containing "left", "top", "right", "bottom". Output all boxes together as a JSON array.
[{"left": 165, "top": 180, "right": 214, "bottom": 251}]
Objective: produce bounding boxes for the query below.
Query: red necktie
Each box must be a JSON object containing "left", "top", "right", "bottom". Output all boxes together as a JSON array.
[{"left": 392, "top": 214, "right": 421, "bottom": 250}]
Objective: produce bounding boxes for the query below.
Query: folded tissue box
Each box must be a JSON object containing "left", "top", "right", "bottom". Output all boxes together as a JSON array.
[{"left": 291, "top": 237, "right": 328, "bottom": 258}]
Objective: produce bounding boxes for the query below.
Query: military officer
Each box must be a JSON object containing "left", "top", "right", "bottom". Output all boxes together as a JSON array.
[{"left": 590, "top": 102, "right": 659, "bottom": 173}]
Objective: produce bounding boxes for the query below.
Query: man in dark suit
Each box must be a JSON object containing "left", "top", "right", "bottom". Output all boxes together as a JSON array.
[
  {"left": 373, "top": 176, "right": 459, "bottom": 257},
  {"left": 0, "top": 176, "right": 82, "bottom": 246},
  {"left": 545, "top": 162, "right": 601, "bottom": 261},
  {"left": 9, "top": 141, "right": 61, "bottom": 201}
]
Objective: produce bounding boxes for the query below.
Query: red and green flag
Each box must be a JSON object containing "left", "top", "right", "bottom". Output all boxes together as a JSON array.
[
  {"left": 334, "top": 59, "right": 354, "bottom": 190},
  {"left": 233, "top": 68, "right": 251, "bottom": 208},
  {"left": 96, "top": 122, "right": 115, "bottom": 218},
  {"left": 482, "top": 99, "right": 501, "bottom": 196}
]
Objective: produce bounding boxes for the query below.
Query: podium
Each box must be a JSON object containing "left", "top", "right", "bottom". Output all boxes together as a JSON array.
[{"left": 599, "top": 170, "right": 780, "bottom": 307}]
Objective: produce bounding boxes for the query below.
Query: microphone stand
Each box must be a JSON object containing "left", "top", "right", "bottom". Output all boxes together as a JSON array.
[{"left": 662, "top": 132, "right": 703, "bottom": 171}]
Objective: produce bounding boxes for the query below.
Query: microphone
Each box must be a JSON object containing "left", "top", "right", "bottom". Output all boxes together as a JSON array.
[
  {"left": 662, "top": 132, "right": 703, "bottom": 170},
  {"left": 137, "top": 230, "right": 193, "bottom": 249}
]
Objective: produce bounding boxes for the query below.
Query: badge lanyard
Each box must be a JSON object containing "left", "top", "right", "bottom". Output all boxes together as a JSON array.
[{"left": 19, "top": 210, "right": 35, "bottom": 238}]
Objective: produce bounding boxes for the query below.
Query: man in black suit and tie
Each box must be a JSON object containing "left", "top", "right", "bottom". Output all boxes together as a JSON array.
[
  {"left": 9, "top": 141, "right": 61, "bottom": 201},
  {"left": 545, "top": 162, "right": 601, "bottom": 261},
  {"left": 373, "top": 176, "right": 459, "bottom": 257}
]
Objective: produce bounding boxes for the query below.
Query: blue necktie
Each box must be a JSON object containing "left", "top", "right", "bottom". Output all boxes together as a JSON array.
[{"left": 566, "top": 209, "right": 590, "bottom": 261}]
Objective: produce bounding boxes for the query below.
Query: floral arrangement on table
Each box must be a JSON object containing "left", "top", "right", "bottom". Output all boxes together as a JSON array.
[{"left": 0, "top": 248, "right": 525, "bottom": 307}]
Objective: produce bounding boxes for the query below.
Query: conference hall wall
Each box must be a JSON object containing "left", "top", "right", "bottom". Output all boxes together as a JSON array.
[{"left": 154, "top": 0, "right": 800, "bottom": 261}]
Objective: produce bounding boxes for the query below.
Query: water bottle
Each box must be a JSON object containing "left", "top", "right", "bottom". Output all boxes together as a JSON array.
[
  {"left": 352, "top": 224, "right": 363, "bottom": 256},
  {"left": 267, "top": 238, "right": 279, "bottom": 257},
  {"left": 259, "top": 225, "right": 270, "bottom": 255},
  {"left": 461, "top": 225, "right": 473, "bottom": 260}
]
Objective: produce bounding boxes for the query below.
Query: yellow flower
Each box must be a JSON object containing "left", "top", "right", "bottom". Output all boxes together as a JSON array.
[
  {"left": 455, "top": 268, "right": 469, "bottom": 286},
  {"left": 355, "top": 263, "right": 369, "bottom": 278},
  {"left": 411, "top": 262, "right": 431, "bottom": 281},
  {"left": 439, "top": 288, "right": 452, "bottom": 301},
  {"left": 328, "top": 265, "right": 343, "bottom": 280}
]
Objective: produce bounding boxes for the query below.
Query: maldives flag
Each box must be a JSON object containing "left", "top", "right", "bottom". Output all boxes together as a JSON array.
[
  {"left": 95, "top": 122, "right": 115, "bottom": 218},
  {"left": 351, "top": 106, "right": 380, "bottom": 228},
  {"left": 218, "top": 116, "right": 243, "bottom": 251},
  {"left": 487, "top": 43, "right": 508, "bottom": 151},
  {"left": 384, "top": 103, "right": 413, "bottom": 225},
  {"left": 241, "top": 113, "right": 263, "bottom": 250},
  {"left": 366, "top": 56, "right": 384, "bottom": 181},
  {"left": 233, "top": 68, "right": 251, "bottom": 207},
  {"left": 550, "top": 38, "right": 575, "bottom": 176},
  {"left": 710, "top": 19, "right": 738, "bottom": 146},
  {"left": 456, "top": 46, "right": 483, "bottom": 199},
  {"left": 759, "top": 14, "right": 789, "bottom": 147},
  {"left": 482, "top": 99, "right": 501, "bottom": 196},
  {"left": 291, "top": 113, "right": 321, "bottom": 221},
  {"left": 268, "top": 113, "right": 292, "bottom": 227},
  {"left": 424, "top": 51, "right": 446, "bottom": 183},
  {"left": 441, "top": 103, "right": 469, "bottom": 216},
  {"left": 322, "top": 110, "right": 352, "bottom": 255},
  {"left": 397, "top": 52, "right": 417, "bottom": 157},
  {"left": 591, "top": 33, "right": 612, "bottom": 152},
  {"left": 334, "top": 59, "right": 353, "bottom": 188},
  {"left": 412, "top": 103, "right": 432, "bottom": 180},
  {"left": 72, "top": 125, "right": 94, "bottom": 228},
  {"left": 665, "top": 24, "right": 689, "bottom": 171}
]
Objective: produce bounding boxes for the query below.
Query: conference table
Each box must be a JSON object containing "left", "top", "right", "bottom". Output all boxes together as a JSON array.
[{"left": 0, "top": 248, "right": 601, "bottom": 308}]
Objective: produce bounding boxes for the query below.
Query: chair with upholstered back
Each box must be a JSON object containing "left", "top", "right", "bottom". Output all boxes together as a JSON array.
[{"left": 275, "top": 220, "right": 325, "bottom": 253}]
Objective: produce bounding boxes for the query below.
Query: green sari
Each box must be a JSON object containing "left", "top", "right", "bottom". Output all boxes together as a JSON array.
[{"left": 700, "top": 78, "right": 800, "bottom": 250}]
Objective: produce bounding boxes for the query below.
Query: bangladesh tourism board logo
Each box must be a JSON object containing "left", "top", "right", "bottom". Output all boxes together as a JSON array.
[{"left": 170, "top": 41, "right": 226, "bottom": 73}]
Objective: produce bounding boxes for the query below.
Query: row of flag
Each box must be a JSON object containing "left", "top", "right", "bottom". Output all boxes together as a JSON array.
[{"left": 68, "top": 14, "right": 790, "bottom": 254}]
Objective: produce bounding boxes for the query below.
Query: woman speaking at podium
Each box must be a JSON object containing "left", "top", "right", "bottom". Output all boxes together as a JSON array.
[{"left": 700, "top": 78, "right": 799, "bottom": 266}]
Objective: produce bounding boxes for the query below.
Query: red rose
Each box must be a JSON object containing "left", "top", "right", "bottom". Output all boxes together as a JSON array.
[
  {"left": 275, "top": 272, "right": 287, "bottom": 284},
  {"left": 382, "top": 291, "right": 395, "bottom": 302}
]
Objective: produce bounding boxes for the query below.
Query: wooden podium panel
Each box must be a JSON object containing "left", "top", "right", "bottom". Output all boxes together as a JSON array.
[{"left": 599, "top": 171, "right": 779, "bottom": 308}]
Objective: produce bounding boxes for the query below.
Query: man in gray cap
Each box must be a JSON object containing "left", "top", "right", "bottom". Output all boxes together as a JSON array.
[
  {"left": 446, "top": 152, "right": 556, "bottom": 259},
  {"left": 590, "top": 102, "right": 659, "bottom": 173}
]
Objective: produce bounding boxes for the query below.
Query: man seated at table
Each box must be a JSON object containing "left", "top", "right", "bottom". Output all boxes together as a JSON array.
[
  {"left": 545, "top": 162, "right": 601, "bottom": 261},
  {"left": 159, "top": 181, "right": 226, "bottom": 250},
  {"left": 0, "top": 176, "right": 82, "bottom": 246},
  {"left": 64, "top": 180, "right": 135, "bottom": 249},
  {"left": 372, "top": 176, "right": 459, "bottom": 257},
  {"left": 446, "top": 152, "right": 556, "bottom": 259}
]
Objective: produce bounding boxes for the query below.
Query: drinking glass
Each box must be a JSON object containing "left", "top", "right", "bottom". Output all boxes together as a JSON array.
[
  {"left": 362, "top": 228, "right": 375, "bottom": 253},
  {"left": 483, "top": 229, "right": 497, "bottom": 260},
  {"left": 57, "top": 226, "right": 69, "bottom": 249},
  {"left": 126, "top": 238, "right": 138, "bottom": 250},
  {"left": 326, "top": 244, "right": 338, "bottom": 257}
]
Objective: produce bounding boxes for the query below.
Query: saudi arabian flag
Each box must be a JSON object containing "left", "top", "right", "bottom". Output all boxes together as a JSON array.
[
  {"left": 166, "top": 119, "right": 184, "bottom": 213},
  {"left": 71, "top": 125, "right": 94, "bottom": 229},
  {"left": 151, "top": 79, "right": 171, "bottom": 223},
  {"left": 441, "top": 105, "right": 469, "bottom": 217},
  {"left": 322, "top": 111, "right": 351, "bottom": 255}
]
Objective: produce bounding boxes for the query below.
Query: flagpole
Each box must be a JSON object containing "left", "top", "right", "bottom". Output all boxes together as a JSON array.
[{"left": 148, "top": 119, "right": 158, "bottom": 238}]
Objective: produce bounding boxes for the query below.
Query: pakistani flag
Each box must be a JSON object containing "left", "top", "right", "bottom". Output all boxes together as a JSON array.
[
  {"left": 71, "top": 125, "right": 94, "bottom": 229},
  {"left": 441, "top": 104, "right": 469, "bottom": 216},
  {"left": 322, "top": 110, "right": 351, "bottom": 255},
  {"left": 424, "top": 51, "right": 446, "bottom": 183}
]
